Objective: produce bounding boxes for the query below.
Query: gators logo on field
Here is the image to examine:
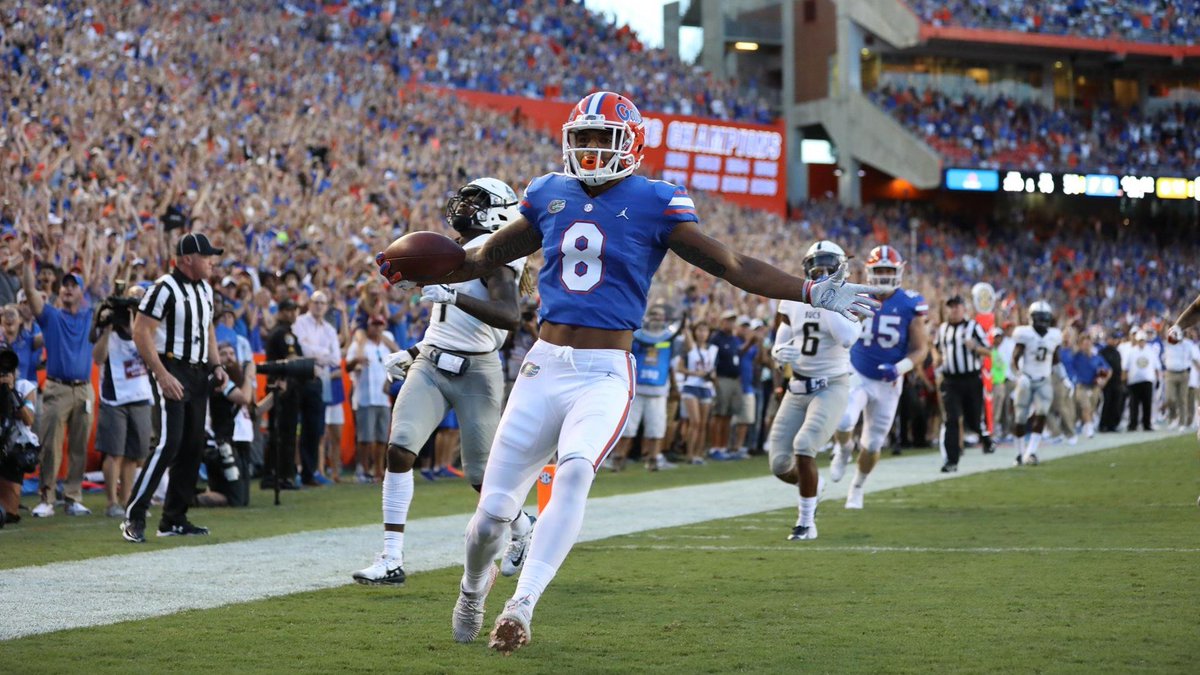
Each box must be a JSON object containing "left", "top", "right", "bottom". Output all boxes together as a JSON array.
[{"left": 521, "top": 362, "right": 541, "bottom": 378}]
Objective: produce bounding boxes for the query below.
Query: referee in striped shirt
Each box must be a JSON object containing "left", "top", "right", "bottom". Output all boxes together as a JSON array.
[
  {"left": 934, "top": 295, "right": 993, "bottom": 472},
  {"left": 122, "top": 233, "right": 228, "bottom": 543}
]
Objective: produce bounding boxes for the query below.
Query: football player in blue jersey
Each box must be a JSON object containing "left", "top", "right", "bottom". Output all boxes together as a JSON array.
[
  {"left": 377, "top": 91, "right": 886, "bottom": 654},
  {"left": 830, "top": 245, "right": 930, "bottom": 509}
]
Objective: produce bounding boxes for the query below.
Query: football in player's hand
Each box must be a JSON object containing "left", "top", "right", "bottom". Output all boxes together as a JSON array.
[
  {"left": 1165, "top": 325, "right": 1183, "bottom": 344},
  {"left": 380, "top": 231, "right": 465, "bottom": 282}
]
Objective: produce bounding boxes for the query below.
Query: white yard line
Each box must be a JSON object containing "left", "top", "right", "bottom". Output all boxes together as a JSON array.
[
  {"left": 584, "top": 544, "right": 1200, "bottom": 554},
  {"left": 0, "top": 429, "right": 1180, "bottom": 641}
]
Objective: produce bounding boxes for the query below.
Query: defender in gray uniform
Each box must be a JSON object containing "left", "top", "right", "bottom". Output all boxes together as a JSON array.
[
  {"left": 353, "top": 178, "right": 534, "bottom": 586},
  {"left": 766, "top": 241, "right": 862, "bottom": 541}
]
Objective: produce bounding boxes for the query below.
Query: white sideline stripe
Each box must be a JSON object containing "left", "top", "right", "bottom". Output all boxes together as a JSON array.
[
  {"left": 0, "top": 429, "right": 1181, "bottom": 641},
  {"left": 583, "top": 544, "right": 1200, "bottom": 554}
]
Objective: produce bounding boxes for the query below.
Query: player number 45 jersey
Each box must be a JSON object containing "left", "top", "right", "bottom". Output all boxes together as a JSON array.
[
  {"left": 849, "top": 289, "right": 928, "bottom": 381},
  {"left": 1012, "top": 326, "right": 1063, "bottom": 379},
  {"left": 519, "top": 173, "right": 699, "bottom": 331}
]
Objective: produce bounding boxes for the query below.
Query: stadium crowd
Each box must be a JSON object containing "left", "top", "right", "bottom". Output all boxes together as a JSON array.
[
  {"left": 906, "top": 0, "right": 1200, "bottom": 45},
  {"left": 870, "top": 85, "right": 1200, "bottom": 174},
  {"left": 2, "top": 0, "right": 1199, "bottom": 527}
]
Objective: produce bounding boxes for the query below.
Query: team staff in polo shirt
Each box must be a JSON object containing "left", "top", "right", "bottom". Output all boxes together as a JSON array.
[{"left": 20, "top": 243, "right": 95, "bottom": 518}]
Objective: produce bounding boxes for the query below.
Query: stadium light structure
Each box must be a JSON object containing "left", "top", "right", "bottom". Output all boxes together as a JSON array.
[{"left": 733, "top": 41, "right": 759, "bottom": 51}]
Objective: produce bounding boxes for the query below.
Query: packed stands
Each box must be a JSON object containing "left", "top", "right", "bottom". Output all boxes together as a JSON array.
[
  {"left": 906, "top": 0, "right": 1200, "bottom": 45},
  {"left": 869, "top": 86, "right": 1200, "bottom": 174}
]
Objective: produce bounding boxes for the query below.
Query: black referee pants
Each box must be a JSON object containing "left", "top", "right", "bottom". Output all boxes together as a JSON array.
[
  {"left": 1100, "top": 381, "right": 1124, "bottom": 431},
  {"left": 125, "top": 359, "right": 211, "bottom": 526},
  {"left": 1127, "top": 381, "right": 1154, "bottom": 431},
  {"left": 939, "top": 372, "right": 985, "bottom": 466}
]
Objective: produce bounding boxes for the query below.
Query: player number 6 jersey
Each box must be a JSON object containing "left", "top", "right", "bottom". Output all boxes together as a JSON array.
[
  {"left": 1012, "top": 326, "right": 1063, "bottom": 379},
  {"left": 776, "top": 300, "right": 860, "bottom": 378}
]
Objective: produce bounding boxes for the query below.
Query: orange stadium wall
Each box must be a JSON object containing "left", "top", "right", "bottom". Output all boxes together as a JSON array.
[{"left": 434, "top": 87, "right": 788, "bottom": 216}]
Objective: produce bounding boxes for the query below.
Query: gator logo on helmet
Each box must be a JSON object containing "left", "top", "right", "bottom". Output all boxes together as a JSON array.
[{"left": 614, "top": 102, "right": 641, "bottom": 124}]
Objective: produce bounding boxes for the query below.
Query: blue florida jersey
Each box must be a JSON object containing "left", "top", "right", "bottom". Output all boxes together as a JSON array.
[
  {"left": 519, "top": 173, "right": 698, "bottom": 330},
  {"left": 850, "top": 288, "right": 928, "bottom": 380}
]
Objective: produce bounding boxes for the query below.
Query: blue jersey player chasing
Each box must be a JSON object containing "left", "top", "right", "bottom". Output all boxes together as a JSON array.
[
  {"left": 830, "top": 245, "right": 929, "bottom": 509},
  {"left": 377, "top": 91, "right": 886, "bottom": 655}
]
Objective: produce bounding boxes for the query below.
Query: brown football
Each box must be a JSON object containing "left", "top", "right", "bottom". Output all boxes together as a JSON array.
[{"left": 380, "top": 231, "right": 465, "bottom": 282}]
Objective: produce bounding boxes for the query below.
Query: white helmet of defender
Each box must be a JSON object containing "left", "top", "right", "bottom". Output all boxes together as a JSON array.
[
  {"left": 444, "top": 177, "right": 522, "bottom": 233},
  {"left": 802, "top": 241, "right": 846, "bottom": 280}
]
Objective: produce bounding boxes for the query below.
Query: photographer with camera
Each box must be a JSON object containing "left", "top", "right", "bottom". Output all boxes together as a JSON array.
[
  {"left": 20, "top": 244, "right": 95, "bottom": 518},
  {"left": 196, "top": 342, "right": 256, "bottom": 507},
  {"left": 92, "top": 282, "right": 153, "bottom": 518},
  {"left": 0, "top": 348, "right": 38, "bottom": 527}
]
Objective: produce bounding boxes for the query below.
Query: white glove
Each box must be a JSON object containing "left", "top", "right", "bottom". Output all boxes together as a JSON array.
[
  {"left": 384, "top": 349, "right": 415, "bottom": 383},
  {"left": 772, "top": 341, "right": 802, "bottom": 364},
  {"left": 804, "top": 262, "right": 884, "bottom": 321},
  {"left": 1166, "top": 324, "right": 1183, "bottom": 343},
  {"left": 420, "top": 284, "right": 457, "bottom": 305}
]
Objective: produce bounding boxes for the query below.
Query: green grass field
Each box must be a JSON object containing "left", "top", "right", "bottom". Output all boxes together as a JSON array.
[{"left": 4, "top": 437, "right": 1198, "bottom": 673}]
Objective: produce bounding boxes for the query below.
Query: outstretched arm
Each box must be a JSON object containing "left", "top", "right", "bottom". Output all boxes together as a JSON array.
[
  {"left": 667, "top": 222, "right": 804, "bottom": 301},
  {"left": 1167, "top": 291, "right": 1200, "bottom": 341},
  {"left": 380, "top": 218, "right": 542, "bottom": 286},
  {"left": 666, "top": 222, "right": 883, "bottom": 320}
]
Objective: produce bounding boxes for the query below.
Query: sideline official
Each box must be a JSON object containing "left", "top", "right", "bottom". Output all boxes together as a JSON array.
[
  {"left": 121, "top": 233, "right": 227, "bottom": 542},
  {"left": 934, "top": 295, "right": 993, "bottom": 472}
]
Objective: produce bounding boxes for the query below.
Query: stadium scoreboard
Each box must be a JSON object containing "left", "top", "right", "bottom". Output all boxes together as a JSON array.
[{"left": 945, "top": 168, "right": 1200, "bottom": 201}]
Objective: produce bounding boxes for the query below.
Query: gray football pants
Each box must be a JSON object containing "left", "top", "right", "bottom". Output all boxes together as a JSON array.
[{"left": 388, "top": 349, "right": 504, "bottom": 486}]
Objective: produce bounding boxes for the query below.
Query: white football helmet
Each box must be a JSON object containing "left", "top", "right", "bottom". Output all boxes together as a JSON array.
[
  {"left": 444, "top": 177, "right": 521, "bottom": 233},
  {"left": 802, "top": 241, "right": 846, "bottom": 280},
  {"left": 865, "top": 245, "right": 904, "bottom": 288},
  {"left": 1028, "top": 301, "right": 1054, "bottom": 331}
]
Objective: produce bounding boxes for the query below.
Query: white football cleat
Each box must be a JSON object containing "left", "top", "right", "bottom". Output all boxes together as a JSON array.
[
  {"left": 32, "top": 502, "right": 54, "bottom": 518},
  {"left": 845, "top": 485, "right": 864, "bottom": 510},
  {"left": 352, "top": 553, "right": 406, "bottom": 586},
  {"left": 501, "top": 514, "right": 536, "bottom": 577},
  {"left": 829, "top": 449, "right": 850, "bottom": 483},
  {"left": 452, "top": 565, "right": 498, "bottom": 643},
  {"left": 490, "top": 594, "right": 534, "bottom": 655}
]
